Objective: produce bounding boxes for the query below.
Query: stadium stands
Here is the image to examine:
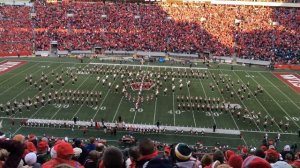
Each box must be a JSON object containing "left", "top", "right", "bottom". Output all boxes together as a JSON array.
[
  {"left": 0, "top": 2, "right": 300, "bottom": 168},
  {"left": 0, "top": 2, "right": 299, "bottom": 62},
  {"left": 0, "top": 5, "right": 33, "bottom": 56}
]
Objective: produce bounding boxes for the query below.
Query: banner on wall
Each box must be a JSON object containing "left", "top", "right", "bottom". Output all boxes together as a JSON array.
[{"left": 274, "top": 64, "right": 300, "bottom": 70}]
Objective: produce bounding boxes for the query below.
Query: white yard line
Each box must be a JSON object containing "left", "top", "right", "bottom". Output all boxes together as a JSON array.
[
  {"left": 112, "top": 96, "right": 124, "bottom": 122},
  {"left": 0, "top": 63, "right": 53, "bottom": 96},
  {"left": 90, "top": 62, "right": 208, "bottom": 70},
  {"left": 172, "top": 68, "right": 176, "bottom": 126},
  {"left": 11, "top": 59, "right": 275, "bottom": 73},
  {"left": 51, "top": 68, "right": 97, "bottom": 119},
  {"left": 184, "top": 78, "right": 197, "bottom": 127},
  {"left": 196, "top": 72, "right": 217, "bottom": 125},
  {"left": 5, "top": 63, "right": 64, "bottom": 120},
  {"left": 70, "top": 76, "right": 106, "bottom": 120},
  {"left": 241, "top": 129, "right": 298, "bottom": 135},
  {"left": 219, "top": 69, "right": 262, "bottom": 131},
  {"left": 153, "top": 98, "right": 158, "bottom": 125},
  {"left": 232, "top": 71, "right": 283, "bottom": 132},
  {"left": 50, "top": 78, "right": 94, "bottom": 120},
  {"left": 245, "top": 71, "right": 300, "bottom": 129},
  {"left": 132, "top": 110, "right": 137, "bottom": 124},
  {"left": 13, "top": 64, "right": 89, "bottom": 134},
  {"left": 12, "top": 126, "right": 22, "bottom": 135},
  {"left": 261, "top": 72, "right": 300, "bottom": 110},
  {"left": 5, "top": 63, "right": 63, "bottom": 101},
  {"left": 0, "top": 62, "right": 39, "bottom": 85},
  {"left": 92, "top": 79, "right": 118, "bottom": 121},
  {"left": 33, "top": 65, "right": 89, "bottom": 119},
  {"left": 132, "top": 63, "right": 150, "bottom": 124},
  {"left": 209, "top": 68, "right": 271, "bottom": 73},
  {"left": 207, "top": 70, "right": 247, "bottom": 146},
  {"left": 172, "top": 92, "right": 176, "bottom": 126}
]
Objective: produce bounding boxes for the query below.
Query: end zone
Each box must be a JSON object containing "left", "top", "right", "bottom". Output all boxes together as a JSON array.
[
  {"left": 273, "top": 72, "right": 300, "bottom": 94},
  {"left": 0, "top": 60, "right": 27, "bottom": 75}
]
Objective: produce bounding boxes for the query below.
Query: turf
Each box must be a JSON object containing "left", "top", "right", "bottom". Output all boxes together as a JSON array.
[{"left": 0, "top": 57, "right": 299, "bottom": 150}]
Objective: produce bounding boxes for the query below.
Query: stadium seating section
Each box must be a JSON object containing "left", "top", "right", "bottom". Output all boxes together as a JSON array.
[{"left": 0, "top": 2, "right": 299, "bottom": 62}]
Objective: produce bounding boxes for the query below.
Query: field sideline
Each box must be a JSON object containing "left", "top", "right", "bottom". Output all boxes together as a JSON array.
[{"left": 0, "top": 57, "right": 299, "bottom": 149}]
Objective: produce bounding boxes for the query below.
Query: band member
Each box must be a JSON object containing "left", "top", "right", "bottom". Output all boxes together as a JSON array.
[
  {"left": 115, "top": 85, "right": 119, "bottom": 93},
  {"left": 187, "top": 81, "right": 191, "bottom": 88}
]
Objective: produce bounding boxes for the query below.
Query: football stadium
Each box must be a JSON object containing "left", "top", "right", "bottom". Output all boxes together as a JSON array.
[{"left": 0, "top": 0, "right": 299, "bottom": 167}]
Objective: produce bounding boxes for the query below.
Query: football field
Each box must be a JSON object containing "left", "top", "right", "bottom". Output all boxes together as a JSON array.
[{"left": 0, "top": 57, "right": 299, "bottom": 149}]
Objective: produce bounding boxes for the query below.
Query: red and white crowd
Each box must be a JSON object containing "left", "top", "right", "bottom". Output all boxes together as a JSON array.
[{"left": 0, "top": 2, "right": 299, "bottom": 62}]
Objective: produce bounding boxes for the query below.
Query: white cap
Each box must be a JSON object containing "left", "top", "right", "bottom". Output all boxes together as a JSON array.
[
  {"left": 73, "top": 147, "right": 82, "bottom": 157},
  {"left": 272, "top": 161, "right": 292, "bottom": 168},
  {"left": 25, "top": 152, "right": 37, "bottom": 165}
]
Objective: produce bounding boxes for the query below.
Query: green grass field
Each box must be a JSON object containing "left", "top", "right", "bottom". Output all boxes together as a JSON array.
[{"left": 0, "top": 57, "right": 299, "bottom": 150}]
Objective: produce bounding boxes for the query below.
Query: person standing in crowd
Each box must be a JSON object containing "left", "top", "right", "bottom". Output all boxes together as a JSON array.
[
  {"left": 24, "top": 152, "right": 41, "bottom": 168},
  {"left": 37, "top": 140, "right": 50, "bottom": 164},
  {"left": 85, "top": 137, "right": 96, "bottom": 153},
  {"left": 73, "top": 139, "right": 88, "bottom": 165},
  {"left": 84, "top": 150, "right": 100, "bottom": 168},
  {"left": 125, "top": 146, "right": 140, "bottom": 168},
  {"left": 98, "top": 147, "right": 124, "bottom": 168},
  {"left": 171, "top": 143, "right": 200, "bottom": 168},
  {"left": 0, "top": 139, "right": 25, "bottom": 168},
  {"left": 136, "top": 138, "right": 159, "bottom": 168},
  {"left": 42, "top": 142, "right": 84, "bottom": 168}
]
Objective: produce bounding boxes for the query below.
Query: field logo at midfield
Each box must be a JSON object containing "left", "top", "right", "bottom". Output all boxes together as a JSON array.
[
  {"left": 273, "top": 72, "right": 300, "bottom": 93},
  {"left": 0, "top": 60, "right": 27, "bottom": 75},
  {"left": 130, "top": 82, "right": 155, "bottom": 91}
]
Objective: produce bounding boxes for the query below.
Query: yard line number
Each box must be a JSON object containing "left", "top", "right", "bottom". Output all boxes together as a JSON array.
[
  {"left": 92, "top": 106, "right": 106, "bottom": 111},
  {"left": 245, "top": 75, "right": 255, "bottom": 78},
  {"left": 52, "top": 104, "right": 107, "bottom": 111},
  {"left": 53, "top": 104, "right": 69, "bottom": 108},
  {"left": 168, "top": 110, "right": 185, "bottom": 115},
  {"left": 168, "top": 110, "right": 222, "bottom": 117},
  {"left": 205, "top": 112, "right": 222, "bottom": 117},
  {"left": 130, "top": 108, "right": 143, "bottom": 113}
]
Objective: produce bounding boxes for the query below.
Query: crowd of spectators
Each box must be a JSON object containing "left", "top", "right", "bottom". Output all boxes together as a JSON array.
[
  {"left": 0, "top": 132, "right": 299, "bottom": 168},
  {"left": 0, "top": 2, "right": 299, "bottom": 62},
  {"left": 0, "top": 5, "right": 33, "bottom": 54}
]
